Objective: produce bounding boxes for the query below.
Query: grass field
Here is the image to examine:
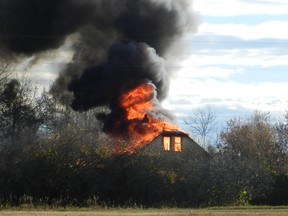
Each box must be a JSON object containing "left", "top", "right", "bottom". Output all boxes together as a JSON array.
[{"left": 1, "top": 208, "right": 288, "bottom": 216}]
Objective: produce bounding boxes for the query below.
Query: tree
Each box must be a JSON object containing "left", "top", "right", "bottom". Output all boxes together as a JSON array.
[
  {"left": 0, "top": 61, "right": 14, "bottom": 88},
  {"left": 185, "top": 106, "right": 217, "bottom": 148},
  {"left": 0, "top": 76, "right": 44, "bottom": 203},
  {"left": 268, "top": 112, "right": 288, "bottom": 205},
  {"left": 0, "top": 78, "right": 113, "bottom": 205},
  {"left": 209, "top": 111, "right": 288, "bottom": 205},
  {"left": 0, "top": 78, "right": 43, "bottom": 143},
  {"left": 20, "top": 124, "right": 113, "bottom": 204},
  {"left": 36, "top": 86, "right": 107, "bottom": 136},
  {"left": 205, "top": 149, "right": 273, "bottom": 206},
  {"left": 275, "top": 112, "right": 288, "bottom": 160},
  {"left": 219, "top": 111, "right": 285, "bottom": 174}
]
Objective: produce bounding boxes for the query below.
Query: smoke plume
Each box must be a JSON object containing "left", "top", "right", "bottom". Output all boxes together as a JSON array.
[{"left": 0, "top": 0, "right": 198, "bottom": 134}]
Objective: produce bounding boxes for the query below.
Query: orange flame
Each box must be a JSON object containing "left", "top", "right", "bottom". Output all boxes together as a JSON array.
[{"left": 113, "top": 82, "right": 179, "bottom": 154}]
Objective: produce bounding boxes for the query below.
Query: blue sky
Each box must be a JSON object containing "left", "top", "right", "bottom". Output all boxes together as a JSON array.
[
  {"left": 162, "top": 0, "right": 288, "bottom": 128},
  {"left": 20, "top": 0, "right": 288, "bottom": 132}
]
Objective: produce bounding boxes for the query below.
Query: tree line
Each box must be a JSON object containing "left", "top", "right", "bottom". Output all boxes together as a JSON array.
[{"left": 0, "top": 67, "right": 288, "bottom": 207}]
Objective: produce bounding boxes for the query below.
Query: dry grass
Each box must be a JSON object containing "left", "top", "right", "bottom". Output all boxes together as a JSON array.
[{"left": 0, "top": 209, "right": 288, "bottom": 216}]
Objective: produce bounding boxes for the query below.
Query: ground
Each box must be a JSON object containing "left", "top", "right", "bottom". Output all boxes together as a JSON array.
[{"left": 0, "top": 208, "right": 288, "bottom": 216}]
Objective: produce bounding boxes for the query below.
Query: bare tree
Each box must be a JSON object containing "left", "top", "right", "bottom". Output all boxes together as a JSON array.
[
  {"left": 0, "top": 76, "right": 42, "bottom": 145},
  {"left": 185, "top": 106, "right": 217, "bottom": 148},
  {"left": 0, "top": 61, "right": 14, "bottom": 87}
]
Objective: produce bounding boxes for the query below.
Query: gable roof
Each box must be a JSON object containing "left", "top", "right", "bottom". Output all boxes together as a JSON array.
[
  {"left": 141, "top": 130, "right": 208, "bottom": 159},
  {"left": 161, "top": 130, "right": 189, "bottom": 137}
]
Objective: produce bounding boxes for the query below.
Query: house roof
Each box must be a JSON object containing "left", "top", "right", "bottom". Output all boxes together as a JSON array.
[
  {"left": 161, "top": 130, "right": 189, "bottom": 137},
  {"left": 142, "top": 130, "right": 209, "bottom": 158}
]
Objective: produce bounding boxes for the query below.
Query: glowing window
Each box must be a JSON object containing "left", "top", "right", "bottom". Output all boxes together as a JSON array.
[
  {"left": 174, "top": 136, "right": 182, "bottom": 152},
  {"left": 163, "top": 136, "right": 171, "bottom": 151}
]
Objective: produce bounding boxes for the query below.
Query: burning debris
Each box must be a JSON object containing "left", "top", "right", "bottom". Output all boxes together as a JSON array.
[{"left": 0, "top": 0, "right": 198, "bottom": 153}]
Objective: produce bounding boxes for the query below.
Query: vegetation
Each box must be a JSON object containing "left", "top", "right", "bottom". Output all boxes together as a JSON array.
[{"left": 0, "top": 68, "right": 288, "bottom": 208}]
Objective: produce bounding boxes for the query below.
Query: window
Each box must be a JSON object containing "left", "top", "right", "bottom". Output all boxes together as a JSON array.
[
  {"left": 162, "top": 135, "right": 182, "bottom": 152},
  {"left": 163, "top": 136, "right": 171, "bottom": 151},
  {"left": 174, "top": 136, "right": 182, "bottom": 152}
]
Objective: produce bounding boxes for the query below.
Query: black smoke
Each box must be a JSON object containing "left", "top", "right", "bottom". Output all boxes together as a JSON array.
[
  {"left": 0, "top": 0, "right": 198, "bottom": 133},
  {"left": 68, "top": 42, "right": 168, "bottom": 111},
  {"left": 0, "top": 0, "right": 196, "bottom": 58},
  {"left": 0, "top": 0, "right": 93, "bottom": 55}
]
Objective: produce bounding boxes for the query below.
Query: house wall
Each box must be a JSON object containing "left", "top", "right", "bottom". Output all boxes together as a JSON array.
[{"left": 143, "top": 134, "right": 208, "bottom": 160}]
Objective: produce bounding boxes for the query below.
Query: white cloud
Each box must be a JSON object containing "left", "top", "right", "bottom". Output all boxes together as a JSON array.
[
  {"left": 165, "top": 0, "right": 288, "bottom": 126},
  {"left": 194, "top": 0, "right": 288, "bottom": 16},
  {"left": 165, "top": 45, "right": 288, "bottom": 115},
  {"left": 181, "top": 48, "right": 288, "bottom": 68},
  {"left": 164, "top": 78, "right": 288, "bottom": 116},
  {"left": 199, "top": 21, "right": 288, "bottom": 40},
  {"left": 175, "top": 66, "right": 242, "bottom": 80},
  {"left": 254, "top": 0, "right": 288, "bottom": 4}
]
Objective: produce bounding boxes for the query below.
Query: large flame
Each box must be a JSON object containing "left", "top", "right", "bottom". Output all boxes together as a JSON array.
[{"left": 113, "top": 82, "right": 179, "bottom": 154}]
